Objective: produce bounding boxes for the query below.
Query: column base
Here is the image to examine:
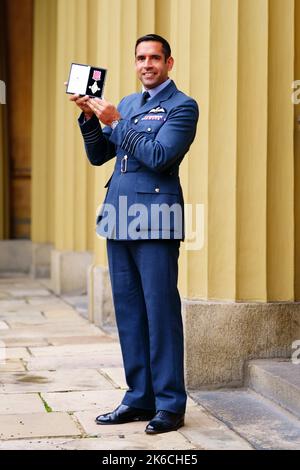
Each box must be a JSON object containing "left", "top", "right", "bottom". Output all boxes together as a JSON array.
[
  {"left": 51, "top": 249, "right": 93, "bottom": 295},
  {"left": 183, "top": 300, "right": 300, "bottom": 389},
  {"left": 30, "top": 242, "right": 53, "bottom": 278},
  {"left": 0, "top": 240, "right": 32, "bottom": 273},
  {"left": 87, "top": 263, "right": 115, "bottom": 328}
]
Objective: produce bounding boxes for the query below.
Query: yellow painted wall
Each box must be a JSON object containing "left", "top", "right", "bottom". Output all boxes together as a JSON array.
[
  {"left": 31, "top": 0, "right": 57, "bottom": 244},
  {"left": 267, "top": 0, "right": 294, "bottom": 301},
  {"left": 206, "top": 0, "right": 239, "bottom": 301},
  {"left": 295, "top": 0, "right": 300, "bottom": 299},
  {"left": 28, "top": 0, "right": 298, "bottom": 302},
  {"left": 236, "top": 0, "right": 268, "bottom": 301}
]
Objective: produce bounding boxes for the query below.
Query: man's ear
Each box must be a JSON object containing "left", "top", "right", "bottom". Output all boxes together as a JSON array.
[{"left": 167, "top": 56, "right": 174, "bottom": 72}]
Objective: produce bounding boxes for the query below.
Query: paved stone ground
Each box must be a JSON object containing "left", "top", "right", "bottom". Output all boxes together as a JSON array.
[{"left": 0, "top": 274, "right": 252, "bottom": 450}]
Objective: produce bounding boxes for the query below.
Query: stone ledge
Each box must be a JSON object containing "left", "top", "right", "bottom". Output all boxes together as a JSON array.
[
  {"left": 183, "top": 300, "right": 300, "bottom": 388},
  {"left": 0, "top": 240, "right": 32, "bottom": 273},
  {"left": 246, "top": 359, "right": 300, "bottom": 419},
  {"left": 51, "top": 249, "right": 93, "bottom": 295},
  {"left": 0, "top": 241, "right": 54, "bottom": 279},
  {"left": 87, "top": 264, "right": 115, "bottom": 327},
  {"left": 30, "top": 243, "right": 53, "bottom": 278}
]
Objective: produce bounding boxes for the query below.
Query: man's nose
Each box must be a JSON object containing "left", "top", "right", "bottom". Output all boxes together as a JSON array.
[{"left": 144, "top": 58, "right": 153, "bottom": 67}]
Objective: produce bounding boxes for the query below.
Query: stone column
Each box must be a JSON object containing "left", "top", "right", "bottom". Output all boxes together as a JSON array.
[
  {"left": 184, "top": 0, "right": 298, "bottom": 388},
  {"left": 31, "top": 0, "right": 57, "bottom": 277},
  {"left": 295, "top": 0, "right": 300, "bottom": 298},
  {"left": 51, "top": 0, "right": 93, "bottom": 293},
  {"left": 87, "top": 0, "right": 156, "bottom": 326}
]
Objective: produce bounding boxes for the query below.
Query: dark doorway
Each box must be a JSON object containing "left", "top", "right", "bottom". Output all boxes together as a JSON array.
[{"left": 4, "top": 0, "right": 33, "bottom": 239}]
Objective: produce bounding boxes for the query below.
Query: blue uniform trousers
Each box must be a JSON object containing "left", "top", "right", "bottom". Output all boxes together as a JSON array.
[{"left": 107, "top": 239, "right": 187, "bottom": 414}]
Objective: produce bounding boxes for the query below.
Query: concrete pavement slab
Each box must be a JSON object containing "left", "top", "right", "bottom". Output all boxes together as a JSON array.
[
  {"left": 43, "top": 309, "right": 88, "bottom": 320},
  {"left": 0, "top": 434, "right": 198, "bottom": 450},
  {"left": 37, "top": 304, "right": 74, "bottom": 311},
  {"left": 27, "top": 298, "right": 71, "bottom": 306},
  {"left": 26, "top": 352, "right": 123, "bottom": 371},
  {"left": 0, "top": 393, "right": 45, "bottom": 414},
  {"left": 100, "top": 368, "right": 127, "bottom": 389},
  {"left": 0, "top": 359, "right": 26, "bottom": 372},
  {"left": 5, "top": 316, "right": 88, "bottom": 328},
  {"left": 0, "top": 412, "right": 81, "bottom": 440},
  {"left": 0, "top": 300, "right": 28, "bottom": 310},
  {"left": 0, "top": 311, "right": 45, "bottom": 321},
  {"left": 0, "top": 280, "right": 46, "bottom": 288},
  {"left": 5, "top": 289, "right": 51, "bottom": 297},
  {"left": 1, "top": 338, "right": 49, "bottom": 347},
  {"left": 1, "top": 305, "right": 71, "bottom": 314},
  {"left": 0, "top": 323, "right": 103, "bottom": 339},
  {"left": 47, "top": 335, "right": 114, "bottom": 346},
  {"left": 5, "top": 347, "right": 31, "bottom": 360},
  {"left": 0, "top": 369, "right": 115, "bottom": 393},
  {"left": 29, "top": 343, "right": 121, "bottom": 357},
  {"left": 41, "top": 389, "right": 125, "bottom": 412}
]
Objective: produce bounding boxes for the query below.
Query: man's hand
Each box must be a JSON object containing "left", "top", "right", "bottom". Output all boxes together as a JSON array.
[
  {"left": 87, "top": 97, "right": 121, "bottom": 126},
  {"left": 69, "top": 94, "right": 94, "bottom": 120},
  {"left": 64, "top": 82, "right": 94, "bottom": 120}
]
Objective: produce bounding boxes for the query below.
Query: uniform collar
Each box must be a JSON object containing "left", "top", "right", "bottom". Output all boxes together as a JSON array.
[
  {"left": 142, "top": 78, "right": 171, "bottom": 100},
  {"left": 133, "top": 80, "right": 177, "bottom": 117}
]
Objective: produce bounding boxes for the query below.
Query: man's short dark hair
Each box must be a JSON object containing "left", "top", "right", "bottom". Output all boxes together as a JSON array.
[{"left": 135, "top": 34, "right": 171, "bottom": 61}]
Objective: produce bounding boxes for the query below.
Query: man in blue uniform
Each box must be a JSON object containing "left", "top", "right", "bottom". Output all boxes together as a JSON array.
[{"left": 70, "top": 34, "right": 199, "bottom": 434}]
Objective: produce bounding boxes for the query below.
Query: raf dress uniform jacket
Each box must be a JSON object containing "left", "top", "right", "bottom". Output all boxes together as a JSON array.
[{"left": 78, "top": 80, "right": 199, "bottom": 240}]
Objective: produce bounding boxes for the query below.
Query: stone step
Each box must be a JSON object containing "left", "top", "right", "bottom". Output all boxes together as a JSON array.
[
  {"left": 246, "top": 359, "right": 300, "bottom": 419},
  {"left": 190, "top": 388, "right": 300, "bottom": 450}
]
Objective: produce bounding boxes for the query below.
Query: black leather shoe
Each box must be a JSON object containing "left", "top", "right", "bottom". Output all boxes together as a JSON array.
[
  {"left": 95, "top": 404, "right": 156, "bottom": 425},
  {"left": 145, "top": 410, "right": 185, "bottom": 434}
]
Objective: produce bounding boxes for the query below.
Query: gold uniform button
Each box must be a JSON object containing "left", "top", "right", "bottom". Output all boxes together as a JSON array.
[
  {"left": 147, "top": 127, "right": 152, "bottom": 132},
  {"left": 134, "top": 118, "right": 138, "bottom": 124},
  {"left": 155, "top": 187, "right": 160, "bottom": 193}
]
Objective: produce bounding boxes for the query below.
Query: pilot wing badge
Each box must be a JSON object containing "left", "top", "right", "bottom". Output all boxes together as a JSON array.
[{"left": 149, "top": 107, "right": 166, "bottom": 113}]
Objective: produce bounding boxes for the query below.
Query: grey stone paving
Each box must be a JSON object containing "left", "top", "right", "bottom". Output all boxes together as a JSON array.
[
  {"left": 191, "top": 389, "right": 300, "bottom": 450},
  {"left": 0, "top": 275, "right": 251, "bottom": 450},
  {"left": 0, "top": 434, "right": 197, "bottom": 450}
]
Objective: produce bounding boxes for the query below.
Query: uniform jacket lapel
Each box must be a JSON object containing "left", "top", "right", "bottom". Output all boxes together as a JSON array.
[{"left": 131, "top": 80, "right": 178, "bottom": 118}]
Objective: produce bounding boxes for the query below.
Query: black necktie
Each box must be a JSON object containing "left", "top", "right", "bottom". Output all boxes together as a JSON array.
[{"left": 141, "top": 91, "right": 150, "bottom": 107}]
